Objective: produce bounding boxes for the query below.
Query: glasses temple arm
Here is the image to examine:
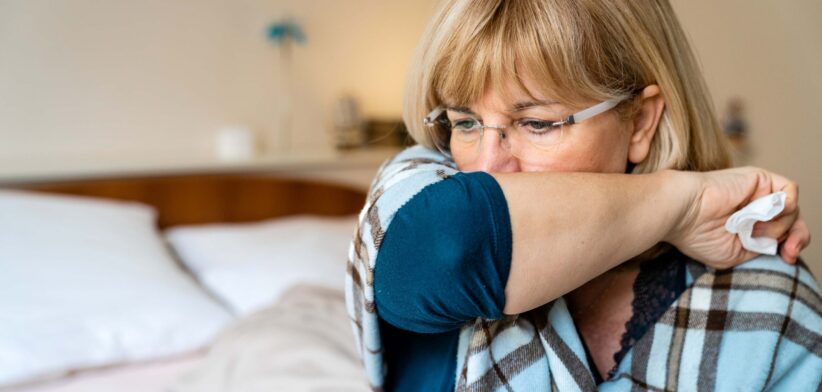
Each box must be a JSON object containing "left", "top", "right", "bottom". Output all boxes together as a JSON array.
[
  {"left": 566, "top": 98, "right": 623, "bottom": 125},
  {"left": 423, "top": 106, "right": 447, "bottom": 127}
]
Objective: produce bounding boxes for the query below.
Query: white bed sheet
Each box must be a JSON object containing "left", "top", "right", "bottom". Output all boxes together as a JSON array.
[
  {"left": 5, "top": 352, "right": 206, "bottom": 392},
  {"left": 170, "top": 284, "right": 369, "bottom": 392}
]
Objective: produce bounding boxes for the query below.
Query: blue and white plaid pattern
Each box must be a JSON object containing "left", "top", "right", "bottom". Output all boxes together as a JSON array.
[{"left": 345, "top": 146, "right": 822, "bottom": 391}]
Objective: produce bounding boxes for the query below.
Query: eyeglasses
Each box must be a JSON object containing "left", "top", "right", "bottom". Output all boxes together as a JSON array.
[{"left": 423, "top": 97, "right": 627, "bottom": 162}]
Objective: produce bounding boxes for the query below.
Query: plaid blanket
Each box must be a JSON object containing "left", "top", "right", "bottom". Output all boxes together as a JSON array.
[{"left": 345, "top": 146, "right": 822, "bottom": 391}]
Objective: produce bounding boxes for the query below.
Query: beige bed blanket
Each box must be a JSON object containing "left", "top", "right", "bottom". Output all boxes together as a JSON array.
[{"left": 171, "top": 284, "right": 368, "bottom": 392}]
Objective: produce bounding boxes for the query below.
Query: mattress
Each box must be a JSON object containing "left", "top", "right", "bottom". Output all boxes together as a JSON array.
[{"left": 7, "top": 352, "right": 206, "bottom": 392}]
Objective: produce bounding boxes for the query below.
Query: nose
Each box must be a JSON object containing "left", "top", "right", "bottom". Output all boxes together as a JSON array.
[{"left": 472, "top": 128, "right": 521, "bottom": 173}]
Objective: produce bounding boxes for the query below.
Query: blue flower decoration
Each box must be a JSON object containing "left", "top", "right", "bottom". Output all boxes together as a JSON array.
[{"left": 266, "top": 19, "right": 307, "bottom": 45}]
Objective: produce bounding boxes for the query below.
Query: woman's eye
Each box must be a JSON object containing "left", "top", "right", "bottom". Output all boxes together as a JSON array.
[
  {"left": 451, "top": 119, "right": 480, "bottom": 131},
  {"left": 518, "top": 119, "right": 559, "bottom": 135}
]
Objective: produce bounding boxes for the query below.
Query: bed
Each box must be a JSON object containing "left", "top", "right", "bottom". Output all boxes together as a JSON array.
[{"left": 0, "top": 173, "right": 371, "bottom": 392}]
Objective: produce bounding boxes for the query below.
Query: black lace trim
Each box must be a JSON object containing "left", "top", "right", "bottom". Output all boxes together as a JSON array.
[{"left": 607, "top": 248, "right": 688, "bottom": 379}]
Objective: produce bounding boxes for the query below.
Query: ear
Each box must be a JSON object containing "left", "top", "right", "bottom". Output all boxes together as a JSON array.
[{"left": 628, "top": 84, "right": 666, "bottom": 165}]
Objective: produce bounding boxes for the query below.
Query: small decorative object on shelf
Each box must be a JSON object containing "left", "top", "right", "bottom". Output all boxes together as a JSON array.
[
  {"left": 333, "top": 95, "right": 366, "bottom": 149},
  {"left": 363, "top": 119, "right": 413, "bottom": 148},
  {"left": 266, "top": 18, "right": 307, "bottom": 153},
  {"left": 722, "top": 97, "right": 750, "bottom": 166},
  {"left": 267, "top": 19, "right": 306, "bottom": 46},
  {"left": 723, "top": 97, "right": 747, "bottom": 141},
  {"left": 215, "top": 126, "right": 257, "bottom": 162}
]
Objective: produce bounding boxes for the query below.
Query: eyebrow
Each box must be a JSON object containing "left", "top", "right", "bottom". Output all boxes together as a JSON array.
[
  {"left": 444, "top": 106, "right": 476, "bottom": 115},
  {"left": 510, "top": 100, "right": 559, "bottom": 112},
  {"left": 445, "top": 100, "right": 559, "bottom": 116}
]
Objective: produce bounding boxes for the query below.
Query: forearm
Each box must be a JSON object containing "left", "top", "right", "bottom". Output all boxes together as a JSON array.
[{"left": 494, "top": 170, "right": 694, "bottom": 314}]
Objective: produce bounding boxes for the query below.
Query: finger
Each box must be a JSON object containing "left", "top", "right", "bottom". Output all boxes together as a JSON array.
[
  {"left": 778, "top": 180, "right": 798, "bottom": 216},
  {"left": 744, "top": 167, "right": 776, "bottom": 202},
  {"left": 779, "top": 218, "right": 810, "bottom": 264},
  {"left": 742, "top": 168, "right": 798, "bottom": 208},
  {"left": 778, "top": 244, "right": 796, "bottom": 264},
  {"left": 752, "top": 211, "right": 798, "bottom": 240}
]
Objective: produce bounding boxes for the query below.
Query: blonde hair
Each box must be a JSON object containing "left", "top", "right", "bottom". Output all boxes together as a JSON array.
[{"left": 403, "top": 0, "right": 731, "bottom": 172}]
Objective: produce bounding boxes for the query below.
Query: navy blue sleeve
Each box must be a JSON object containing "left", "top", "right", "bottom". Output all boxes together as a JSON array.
[{"left": 374, "top": 171, "right": 513, "bottom": 334}]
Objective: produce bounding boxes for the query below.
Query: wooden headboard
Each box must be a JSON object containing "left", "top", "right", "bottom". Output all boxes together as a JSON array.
[{"left": 7, "top": 174, "right": 367, "bottom": 228}]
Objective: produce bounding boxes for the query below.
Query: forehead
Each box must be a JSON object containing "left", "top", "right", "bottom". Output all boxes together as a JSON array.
[
  {"left": 443, "top": 71, "right": 548, "bottom": 103},
  {"left": 444, "top": 75, "right": 564, "bottom": 114}
]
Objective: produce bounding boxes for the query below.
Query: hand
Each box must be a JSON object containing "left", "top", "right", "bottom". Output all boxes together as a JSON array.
[{"left": 666, "top": 167, "right": 811, "bottom": 269}]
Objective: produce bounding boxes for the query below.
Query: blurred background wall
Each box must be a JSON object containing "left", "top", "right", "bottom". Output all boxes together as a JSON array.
[
  {"left": 0, "top": 0, "right": 440, "bottom": 160},
  {"left": 673, "top": 0, "right": 822, "bottom": 276},
  {"left": 0, "top": 0, "right": 819, "bottom": 275}
]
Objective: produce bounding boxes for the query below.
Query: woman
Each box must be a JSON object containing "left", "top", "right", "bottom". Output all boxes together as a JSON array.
[{"left": 346, "top": 0, "right": 819, "bottom": 391}]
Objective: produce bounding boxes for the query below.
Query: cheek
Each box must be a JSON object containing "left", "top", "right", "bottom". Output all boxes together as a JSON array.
[
  {"left": 521, "top": 127, "right": 632, "bottom": 173},
  {"left": 450, "top": 140, "right": 475, "bottom": 170}
]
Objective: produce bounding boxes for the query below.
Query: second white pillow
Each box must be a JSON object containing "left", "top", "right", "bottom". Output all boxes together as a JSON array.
[{"left": 165, "top": 215, "right": 357, "bottom": 316}]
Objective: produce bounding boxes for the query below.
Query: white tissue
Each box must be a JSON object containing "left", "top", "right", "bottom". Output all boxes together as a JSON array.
[{"left": 724, "top": 191, "right": 787, "bottom": 255}]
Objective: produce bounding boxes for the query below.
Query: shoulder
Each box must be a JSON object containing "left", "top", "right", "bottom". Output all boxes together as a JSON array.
[
  {"left": 363, "top": 146, "right": 458, "bottom": 222},
  {"left": 729, "top": 256, "right": 821, "bottom": 325},
  {"left": 368, "top": 145, "right": 458, "bottom": 195},
  {"left": 683, "top": 255, "right": 821, "bottom": 353},
  {"left": 687, "top": 254, "right": 820, "bottom": 298},
  {"left": 721, "top": 255, "right": 820, "bottom": 300},
  {"left": 686, "top": 255, "right": 821, "bottom": 315},
  {"left": 671, "top": 256, "right": 821, "bottom": 390}
]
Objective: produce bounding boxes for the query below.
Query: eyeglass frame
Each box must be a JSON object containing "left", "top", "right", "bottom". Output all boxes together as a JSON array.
[{"left": 423, "top": 96, "right": 630, "bottom": 150}]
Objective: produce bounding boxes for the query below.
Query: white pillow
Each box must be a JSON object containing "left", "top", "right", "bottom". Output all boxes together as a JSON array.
[
  {"left": 0, "top": 190, "right": 233, "bottom": 388},
  {"left": 165, "top": 215, "right": 357, "bottom": 316}
]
